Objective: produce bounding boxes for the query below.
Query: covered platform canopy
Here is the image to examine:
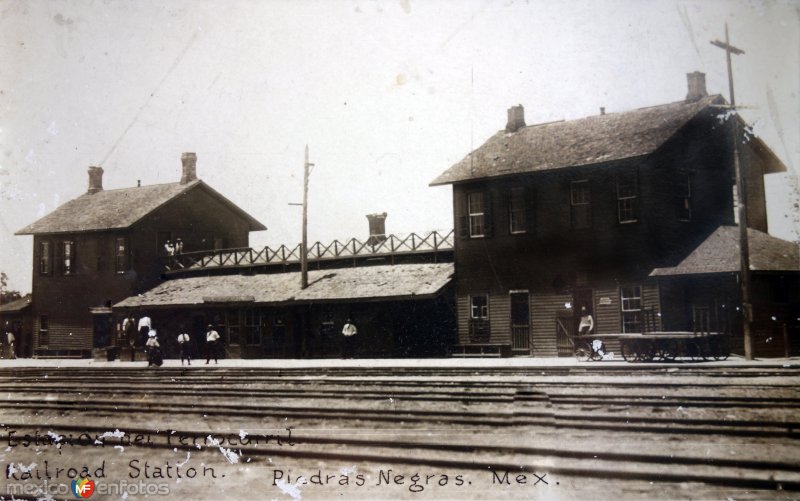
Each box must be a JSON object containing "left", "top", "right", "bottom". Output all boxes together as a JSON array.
[{"left": 114, "top": 263, "right": 454, "bottom": 309}]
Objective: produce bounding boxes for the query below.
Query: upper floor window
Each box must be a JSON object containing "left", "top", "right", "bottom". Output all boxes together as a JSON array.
[
  {"left": 39, "top": 241, "right": 51, "bottom": 275},
  {"left": 570, "top": 180, "right": 591, "bottom": 229},
  {"left": 621, "top": 286, "right": 642, "bottom": 333},
  {"left": 115, "top": 237, "right": 130, "bottom": 274},
  {"left": 508, "top": 187, "right": 528, "bottom": 234},
  {"left": 468, "top": 192, "right": 487, "bottom": 238},
  {"left": 61, "top": 241, "right": 75, "bottom": 275},
  {"left": 676, "top": 172, "right": 692, "bottom": 222},
  {"left": 616, "top": 170, "right": 639, "bottom": 224}
]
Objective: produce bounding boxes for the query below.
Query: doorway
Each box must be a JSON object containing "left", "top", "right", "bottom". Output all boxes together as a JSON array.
[{"left": 510, "top": 291, "right": 530, "bottom": 354}]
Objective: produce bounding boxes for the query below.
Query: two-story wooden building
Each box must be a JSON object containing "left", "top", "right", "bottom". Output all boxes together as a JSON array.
[
  {"left": 430, "top": 72, "right": 798, "bottom": 357},
  {"left": 15, "top": 153, "right": 266, "bottom": 357}
]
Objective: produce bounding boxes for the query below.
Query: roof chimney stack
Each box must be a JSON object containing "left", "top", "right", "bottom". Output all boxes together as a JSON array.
[
  {"left": 87, "top": 166, "right": 104, "bottom": 194},
  {"left": 686, "top": 71, "right": 708, "bottom": 102},
  {"left": 505, "top": 105, "right": 526, "bottom": 133},
  {"left": 366, "top": 212, "right": 387, "bottom": 246},
  {"left": 180, "top": 152, "right": 197, "bottom": 184}
]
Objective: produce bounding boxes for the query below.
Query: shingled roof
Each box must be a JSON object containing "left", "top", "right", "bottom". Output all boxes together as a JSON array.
[
  {"left": 430, "top": 94, "right": 783, "bottom": 185},
  {"left": 114, "top": 263, "right": 454, "bottom": 308},
  {"left": 650, "top": 226, "right": 800, "bottom": 277},
  {"left": 15, "top": 180, "right": 266, "bottom": 235}
]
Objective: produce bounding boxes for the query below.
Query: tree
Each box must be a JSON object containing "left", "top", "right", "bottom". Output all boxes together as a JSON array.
[{"left": 0, "top": 272, "right": 22, "bottom": 305}]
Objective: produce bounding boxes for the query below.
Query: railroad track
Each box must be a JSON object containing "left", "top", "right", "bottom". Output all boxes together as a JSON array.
[{"left": 1, "top": 365, "right": 799, "bottom": 499}]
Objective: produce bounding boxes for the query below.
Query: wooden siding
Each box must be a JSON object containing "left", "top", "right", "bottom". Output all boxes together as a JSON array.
[
  {"left": 456, "top": 294, "right": 469, "bottom": 344},
  {"left": 531, "top": 293, "right": 570, "bottom": 357},
  {"left": 594, "top": 286, "right": 620, "bottom": 333}
]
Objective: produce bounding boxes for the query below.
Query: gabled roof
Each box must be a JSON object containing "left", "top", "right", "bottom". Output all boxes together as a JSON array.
[
  {"left": 114, "top": 263, "right": 454, "bottom": 308},
  {"left": 430, "top": 95, "right": 784, "bottom": 185},
  {"left": 650, "top": 226, "right": 800, "bottom": 277},
  {"left": 15, "top": 180, "right": 266, "bottom": 235}
]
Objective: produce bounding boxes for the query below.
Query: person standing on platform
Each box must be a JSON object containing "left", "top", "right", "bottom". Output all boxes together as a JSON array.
[
  {"left": 177, "top": 330, "right": 191, "bottom": 366},
  {"left": 205, "top": 325, "right": 220, "bottom": 364},
  {"left": 137, "top": 315, "right": 152, "bottom": 347},
  {"left": 578, "top": 306, "right": 594, "bottom": 336},
  {"left": 4, "top": 326, "right": 15, "bottom": 359},
  {"left": 146, "top": 329, "right": 162, "bottom": 367},
  {"left": 341, "top": 319, "right": 357, "bottom": 359}
]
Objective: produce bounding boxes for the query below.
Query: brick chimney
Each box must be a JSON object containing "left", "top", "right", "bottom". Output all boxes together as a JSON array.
[
  {"left": 505, "top": 105, "right": 526, "bottom": 132},
  {"left": 686, "top": 71, "right": 708, "bottom": 102},
  {"left": 180, "top": 152, "right": 197, "bottom": 184},
  {"left": 87, "top": 166, "right": 104, "bottom": 194},
  {"left": 366, "top": 212, "right": 387, "bottom": 246}
]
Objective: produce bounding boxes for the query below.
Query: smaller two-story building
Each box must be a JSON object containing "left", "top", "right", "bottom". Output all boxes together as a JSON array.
[
  {"left": 15, "top": 153, "right": 266, "bottom": 357},
  {"left": 430, "top": 72, "right": 798, "bottom": 357}
]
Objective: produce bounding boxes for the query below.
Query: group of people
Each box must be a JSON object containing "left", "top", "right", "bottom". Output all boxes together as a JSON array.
[
  {"left": 164, "top": 238, "right": 184, "bottom": 256},
  {"left": 121, "top": 315, "right": 224, "bottom": 367}
]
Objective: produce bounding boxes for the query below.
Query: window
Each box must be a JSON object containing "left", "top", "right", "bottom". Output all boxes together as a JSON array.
[
  {"left": 620, "top": 286, "right": 642, "bottom": 333},
  {"left": 39, "top": 241, "right": 51, "bottom": 274},
  {"left": 508, "top": 187, "right": 528, "bottom": 234},
  {"left": 244, "top": 309, "right": 261, "bottom": 346},
  {"left": 61, "top": 241, "right": 75, "bottom": 275},
  {"left": 115, "top": 237, "right": 129, "bottom": 273},
  {"left": 468, "top": 192, "right": 487, "bottom": 237},
  {"left": 227, "top": 310, "right": 240, "bottom": 346},
  {"left": 732, "top": 183, "right": 739, "bottom": 224},
  {"left": 616, "top": 170, "right": 639, "bottom": 223},
  {"left": 676, "top": 172, "right": 692, "bottom": 222},
  {"left": 39, "top": 315, "right": 49, "bottom": 346},
  {"left": 570, "top": 180, "right": 591, "bottom": 229},
  {"left": 470, "top": 295, "right": 489, "bottom": 319}
]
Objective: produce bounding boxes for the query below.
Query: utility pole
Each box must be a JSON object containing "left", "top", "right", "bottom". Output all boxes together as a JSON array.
[
  {"left": 301, "top": 145, "right": 312, "bottom": 289},
  {"left": 711, "top": 24, "right": 753, "bottom": 359}
]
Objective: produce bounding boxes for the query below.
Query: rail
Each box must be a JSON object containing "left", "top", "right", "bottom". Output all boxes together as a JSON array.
[{"left": 163, "top": 229, "right": 454, "bottom": 272}]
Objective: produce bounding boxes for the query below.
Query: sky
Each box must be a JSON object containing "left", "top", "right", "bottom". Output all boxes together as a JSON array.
[{"left": 1, "top": 0, "right": 798, "bottom": 293}]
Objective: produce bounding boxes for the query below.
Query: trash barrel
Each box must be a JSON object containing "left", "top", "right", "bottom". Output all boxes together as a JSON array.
[{"left": 106, "top": 346, "right": 119, "bottom": 361}]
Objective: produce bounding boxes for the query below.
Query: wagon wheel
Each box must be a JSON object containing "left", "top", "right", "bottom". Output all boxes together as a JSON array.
[
  {"left": 574, "top": 345, "right": 593, "bottom": 362},
  {"left": 635, "top": 340, "right": 655, "bottom": 362},
  {"left": 712, "top": 336, "right": 730, "bottom": 361},
  {"left": 653, "top": 340, "right": 677, "bottom": 362},
  {"left": 620, "top": 341, "right": 634, "bottom": 362}
]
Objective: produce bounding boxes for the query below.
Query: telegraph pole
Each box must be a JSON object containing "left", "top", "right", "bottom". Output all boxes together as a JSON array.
[
  {"left": 301, "top": 145, "right": 312, "bottom": 289},
  {"left": 711, "top": 24, "right": 753, "bottom": 359}
]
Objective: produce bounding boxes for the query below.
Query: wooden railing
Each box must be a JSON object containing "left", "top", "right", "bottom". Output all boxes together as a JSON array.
[{"left": 164, "top": 230, "right": 454, "bottom": 272}]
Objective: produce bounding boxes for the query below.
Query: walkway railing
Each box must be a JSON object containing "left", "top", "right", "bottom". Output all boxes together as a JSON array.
[{"left": 164, "top": 229, "right": 454, "bottom": 272}]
